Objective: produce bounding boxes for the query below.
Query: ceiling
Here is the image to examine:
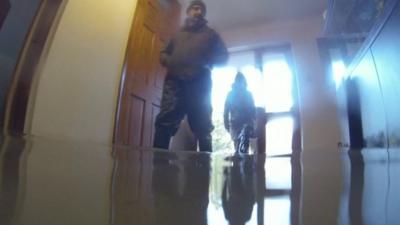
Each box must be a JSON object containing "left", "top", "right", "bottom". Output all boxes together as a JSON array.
[{"left": 179, "top": 0, "right": 328, "bottom": 30}]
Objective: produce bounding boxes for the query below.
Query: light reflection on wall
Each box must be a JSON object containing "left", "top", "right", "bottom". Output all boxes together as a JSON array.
[{"left": 332, "top": 60, "right": 348, "bottom": 89}]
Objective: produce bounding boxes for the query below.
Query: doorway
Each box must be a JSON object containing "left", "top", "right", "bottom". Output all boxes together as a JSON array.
[{"left": 211, "top": 45, "right": 300, "bottom": 155}]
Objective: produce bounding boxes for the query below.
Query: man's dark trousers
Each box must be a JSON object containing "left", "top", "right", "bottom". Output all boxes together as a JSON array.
[{"left": 153, "top": 73, "right": 213, "bottom": 152}]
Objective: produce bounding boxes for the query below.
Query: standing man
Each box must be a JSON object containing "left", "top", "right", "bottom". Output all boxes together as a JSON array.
[
  {"left": 224, "top": 72, "right": 256, "bottom": 153},
  {"left": 153, "top": 0, "right": 228, "bottom": 152}
]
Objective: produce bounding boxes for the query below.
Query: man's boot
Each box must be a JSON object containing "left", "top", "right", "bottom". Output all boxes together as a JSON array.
[{"left": 153, "top": 131, "right": 171, "bottom": 150}]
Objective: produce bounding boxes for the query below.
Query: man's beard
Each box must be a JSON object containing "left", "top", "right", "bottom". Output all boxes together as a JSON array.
[{"left": 183, "top": 16, "right": 207, "bottom": 31}]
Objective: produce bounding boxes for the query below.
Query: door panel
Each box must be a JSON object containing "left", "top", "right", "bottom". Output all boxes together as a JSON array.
[
  {"left": 128, "top": 95, "right": 145, "bottom": 146},
  {"left": 154, "top": 39, "right": 167, "bottom": 89},
  {"left": 114, "top": 0, "right": 180, "bottom": 146}
]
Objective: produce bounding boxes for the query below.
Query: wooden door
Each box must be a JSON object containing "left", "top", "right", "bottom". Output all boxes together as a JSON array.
[{"left": 114, "top": 0, "right": 181, "bottom": 146}]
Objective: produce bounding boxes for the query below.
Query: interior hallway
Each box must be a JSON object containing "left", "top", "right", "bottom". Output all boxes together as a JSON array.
[
  {"left": 1, "top": 0, "right": 400, "bottom": 224},
  {"left": 1, "top": 135, "right": 399, "bottom": 225}
]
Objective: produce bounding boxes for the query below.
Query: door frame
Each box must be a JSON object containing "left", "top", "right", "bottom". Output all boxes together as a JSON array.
[
  {"left": 2, "top": 0, "right": 68, "bottom": 135},
  {"left": 231, "top": 44, "right": 303, "bottom": 153}
]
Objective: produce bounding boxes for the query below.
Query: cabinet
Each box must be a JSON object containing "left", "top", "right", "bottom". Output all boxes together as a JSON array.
[
  {"left": 321, "top": 0, "right": 400, "bottom": 148},
  {"left": 324, "top": 0, "right": 387, "bottom": 63}
]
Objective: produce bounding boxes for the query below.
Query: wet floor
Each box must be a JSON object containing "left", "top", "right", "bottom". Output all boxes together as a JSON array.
[{"left": 0, "top": 135, "right": 399, "bottom": 225}]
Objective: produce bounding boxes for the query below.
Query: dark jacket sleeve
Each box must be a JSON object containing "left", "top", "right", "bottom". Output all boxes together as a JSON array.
[
  {"left": 160, "top": 40, "right": 174, "bottom": 67},
  {"left": 210, "top": 32, "right": 228, "bottom": 67}
]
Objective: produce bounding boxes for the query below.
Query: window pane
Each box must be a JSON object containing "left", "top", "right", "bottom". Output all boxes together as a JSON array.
[
  {"left": 211, "top": 67, "right": 236, "bottom": 152},
  {"left": 241, "top": 65, "right": 264, "bottom": 107},
  {"left": 266, "top": 116, "right": 293, "bottom": 156},
  {"left": 262, "top": 54, "right": 293, "bottom": 113},
  {"left": 228, "top": 51, "right": 255, "bottom": 69},
  {"left": 265, "top": 157, "right": 292, "bottom": 190},
  {"left": 265, "top": 196, "right": 291, "bottom": 225},
  {"left": 212, "top": 67, "right": 237, "bottom": 113}
]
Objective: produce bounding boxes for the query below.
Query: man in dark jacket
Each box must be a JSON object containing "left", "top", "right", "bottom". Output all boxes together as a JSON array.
[
  {"left": 153, "top": 0, "right": 228, "bottom": 152},
  {"left": 224, "top": 72, "right": 256, "bottom": 153}
]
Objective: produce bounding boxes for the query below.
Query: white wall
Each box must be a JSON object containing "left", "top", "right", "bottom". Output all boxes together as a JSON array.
[
  {"left": 30, "top": 0, "right": 138, "bottom": 144},
  {"left": 220, "top": 17, "right": 342, "bottom": 150}
]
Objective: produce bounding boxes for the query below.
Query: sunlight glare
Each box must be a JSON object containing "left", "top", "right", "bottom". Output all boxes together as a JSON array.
[
  {"left": 266, "top": 117, "right": 293, "bottom": 156},
  {"left": 241, "top": 65, "right": 264, "bottom": 107},
  {"left": 211, "top": 67, "right": 237, "bottom": 113},
  {"left": 263, "top": 60, "right": 293, "bottom": 113},
  {"left": 332, "top": 60, "right": 347, "bottom": 89}
]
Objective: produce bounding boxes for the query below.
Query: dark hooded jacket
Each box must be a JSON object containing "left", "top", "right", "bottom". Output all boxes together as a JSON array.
[
  {"left": 224, "top": 78, "right": 256, "bottom": 131},
  {"left": 160, "top": 18, "right": 228, "bottom": 79}
]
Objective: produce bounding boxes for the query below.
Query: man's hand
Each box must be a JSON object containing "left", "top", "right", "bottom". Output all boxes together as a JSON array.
[
  {"left": 160, "top": 40, "right": 174, "bottom": 67},
  {"left": 160, "top": 54, "right": 170, "bottom": 67}
]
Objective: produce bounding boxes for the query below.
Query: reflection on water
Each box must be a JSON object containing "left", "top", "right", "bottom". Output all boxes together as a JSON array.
[
  {"left": 220, "top": 155, "right": 256, "bottom": 225},
  {"left": 0, "top": 136, "right": 26, "bottom": 225},
  {"left": 111, "top": 149, "right": 301, "bottom": 225},
  {"left": 0, "top": 136, "right": 399, "bottom": 224},
  {"left": 152, "top": 153, "right": 210, "bottom": 225}
]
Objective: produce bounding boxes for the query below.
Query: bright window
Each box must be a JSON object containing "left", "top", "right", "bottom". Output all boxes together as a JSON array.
[
  {"left": 211, "top": 49, "right": 296, "bottom": 153},
  {"left": 262, "top": 54, "right": 294, "bottom": 113}
]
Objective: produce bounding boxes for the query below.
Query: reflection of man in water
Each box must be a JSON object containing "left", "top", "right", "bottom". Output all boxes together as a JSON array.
[
  {"left": 0, "top": 0, "right": 11, "bottom": 30},
  {"left": 152, "top": 153, "right": 210, "bottom": 225},
  {"left": 222, "top": 156, "right": 255, "bottom": 225}
]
